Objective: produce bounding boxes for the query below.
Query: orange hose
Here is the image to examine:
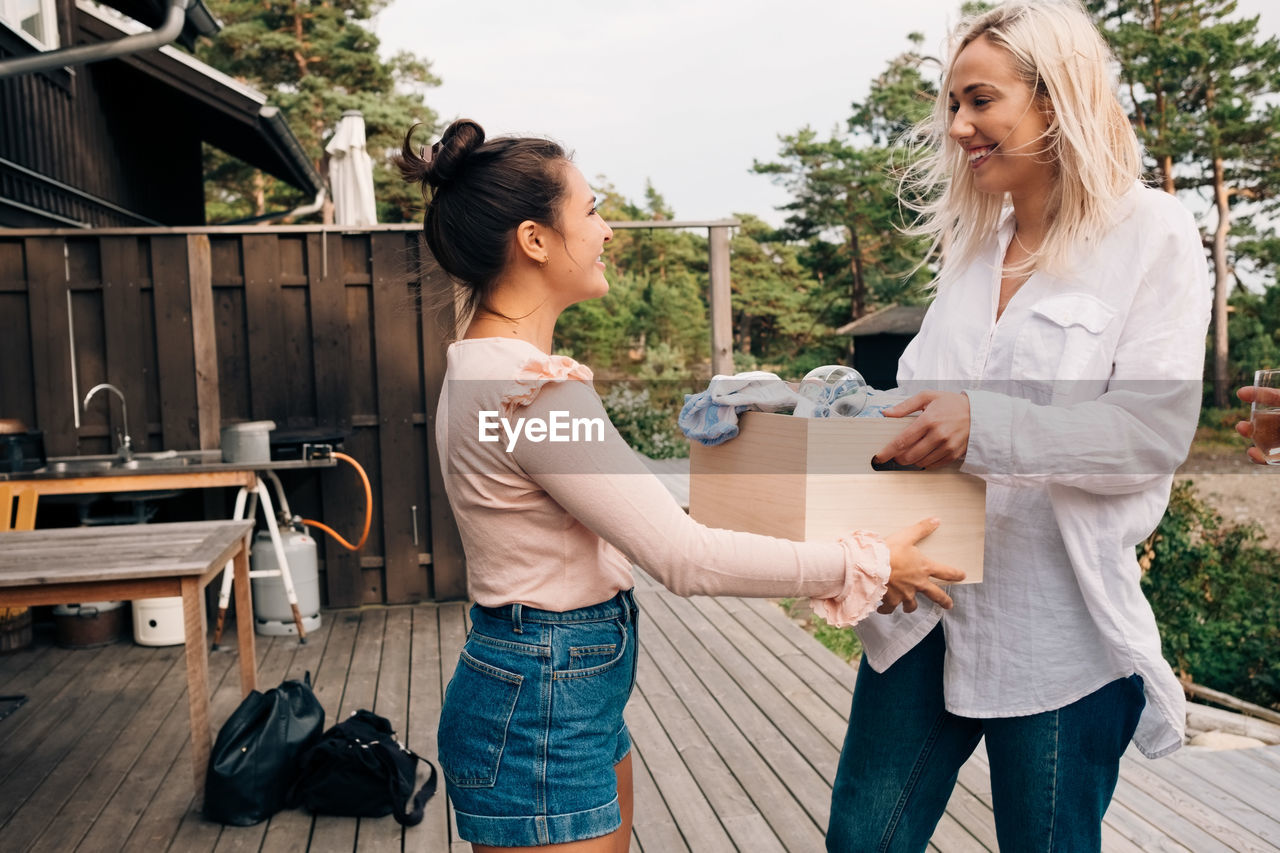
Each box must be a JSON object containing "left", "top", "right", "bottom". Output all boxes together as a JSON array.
[{"left": 301, "top": 451, "right": 372, "bottom": 551}]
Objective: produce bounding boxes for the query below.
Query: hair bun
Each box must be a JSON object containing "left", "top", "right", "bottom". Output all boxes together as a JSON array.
[
  {"left": 425, "top": 119, "right": 485, "bottom": 190},
  {"left": 396, "top": 119, "right": 486, "bottom": 195}
]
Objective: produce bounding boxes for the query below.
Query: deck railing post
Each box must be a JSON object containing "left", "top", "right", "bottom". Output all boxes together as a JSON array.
[
  {"left": 708, "top": 224, "right": 734, "bottom": 377},
  {"left": 185, "top": 234, "right": 221, "bottom": 450}
]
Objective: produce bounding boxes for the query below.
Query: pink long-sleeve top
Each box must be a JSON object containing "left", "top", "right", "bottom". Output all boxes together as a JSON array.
[{"left": 437, "top": 337, "right": 890, "bottom": 625}]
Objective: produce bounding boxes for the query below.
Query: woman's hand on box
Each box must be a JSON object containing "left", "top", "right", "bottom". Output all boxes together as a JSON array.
[
  {"left": 874, "top": 390, "right": 971, "bottom": 469},
  {"left": 878, "top": 517, "right": 966, "bottom": 614}
]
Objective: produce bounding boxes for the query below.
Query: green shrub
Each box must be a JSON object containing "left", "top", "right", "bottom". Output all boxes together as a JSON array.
[
  {"left": 778, "top": 348, "right": 846, "bottom": 382},
  {"left": 778, "top": 598, "right": 864, "bottom": 662},
  {"left": 1195, "top": 406, "right": 1251, "bottom": 450},
  {"left": 1140, "top": 480, "right": 1280, "bottom": 710},
  {"left": 600, "top": 384, "right": 690, "bottom": 460}
]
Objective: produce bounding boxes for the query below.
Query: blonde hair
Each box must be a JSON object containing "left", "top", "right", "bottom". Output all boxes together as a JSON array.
[{"left": 900, "top": 0, "right": 1141, "bottom": 284}]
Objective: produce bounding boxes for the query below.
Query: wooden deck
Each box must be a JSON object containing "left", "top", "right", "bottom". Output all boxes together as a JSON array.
[{"left": 2, "top": 577, "right": 1280, "bottom": 852}]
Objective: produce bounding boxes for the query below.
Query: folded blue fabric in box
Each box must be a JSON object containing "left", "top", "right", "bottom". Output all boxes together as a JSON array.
[
  {"left": 678, "top": 372, "right": 796, "bottom": 446},
  {"left": 679, "top": 371, "right": 906, "bottom": 446}
]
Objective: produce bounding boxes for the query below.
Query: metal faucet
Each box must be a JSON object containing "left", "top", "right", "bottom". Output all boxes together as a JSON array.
[{"left": 83, "top": 383, "right": 133, "bottom": 461}]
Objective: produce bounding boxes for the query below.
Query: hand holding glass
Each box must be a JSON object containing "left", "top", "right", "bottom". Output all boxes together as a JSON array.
[{"left": 1244, "top": 369, "right": 1280, "bottom": 465}]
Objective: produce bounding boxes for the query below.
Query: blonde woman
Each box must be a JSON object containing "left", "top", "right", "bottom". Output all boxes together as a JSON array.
[{"left": 826, "top": 2, "right": 1211, "bottom": 850}]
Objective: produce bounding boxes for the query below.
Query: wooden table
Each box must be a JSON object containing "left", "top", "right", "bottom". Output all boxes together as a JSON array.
[
  {"left": 4, "top": 458, "right": 336, "bottom": 641},
  {"left": 0, "top": 519, "right": 257, "bottom": 798},
  {"left": 4, "top": 467, "right": 257, "bottom": 497}
]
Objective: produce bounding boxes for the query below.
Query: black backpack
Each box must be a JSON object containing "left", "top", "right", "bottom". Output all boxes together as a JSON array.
[
  {"left": 204, "top": 673, "right": 325, "bottom": 826},
  {"left": 290, "top": 709, "right": 438, "bottom": 825}
]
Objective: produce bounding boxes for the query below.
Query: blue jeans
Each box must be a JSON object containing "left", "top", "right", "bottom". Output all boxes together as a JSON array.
[{"left": 826, "top": 625, "right": 1145, "bottom": 853}]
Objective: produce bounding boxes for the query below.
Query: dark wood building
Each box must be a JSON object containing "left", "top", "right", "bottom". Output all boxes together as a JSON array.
[
  {"left": 1, "top": 4, "right": 463, "bottom": 604},
  {"left": 0, "top": 0, "right": 321, "bottom": 227},
  {"left": 837, "top": 304, "right": 929, "bottom": 391}
]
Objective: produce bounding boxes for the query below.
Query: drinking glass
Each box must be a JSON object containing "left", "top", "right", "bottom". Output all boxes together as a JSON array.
[
  {"left": 798, "top": 364, "right": 869, "bottom": 417},
  {"left": 1251, "top": 369, "right": 1280, "bottom": 465}
]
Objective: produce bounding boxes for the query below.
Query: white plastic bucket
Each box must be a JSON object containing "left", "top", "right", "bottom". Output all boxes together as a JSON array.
[
  {"left": 220, "top": 420, "right": 276, "bottom": 463},
  {"left": 133, "top": 596, "right": 184, "bottom": 646}
]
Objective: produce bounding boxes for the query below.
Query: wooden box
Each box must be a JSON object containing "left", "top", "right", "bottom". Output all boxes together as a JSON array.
[{"left": 689, "top": 412, "right": 985, "bottom": 581}]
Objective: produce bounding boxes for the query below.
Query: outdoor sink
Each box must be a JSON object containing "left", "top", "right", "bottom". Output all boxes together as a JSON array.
[
  {"left": 38, "top": 450, "right": 213, "bottom": 475},
  {"left": 118, "top": 456, "right": 192, "bottom": 470},
  {"left": 46, "top": 459, "right": 115, "bottom": 473}
]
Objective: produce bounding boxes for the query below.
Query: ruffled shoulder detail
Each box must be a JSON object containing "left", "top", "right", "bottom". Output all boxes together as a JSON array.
[
  {"left": 499, "top": 354, "right": 594, "bottom": 417},
  {"left": 809, "top": 530, "right": 891, "bottom": 628}
]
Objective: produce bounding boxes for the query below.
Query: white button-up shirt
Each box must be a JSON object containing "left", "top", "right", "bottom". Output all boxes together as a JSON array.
[{"left": 855, "top": 184, "right": 1212, "bottom": 758}]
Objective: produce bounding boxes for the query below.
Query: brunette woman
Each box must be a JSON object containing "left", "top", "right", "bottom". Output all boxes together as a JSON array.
[{"left": 398, "top": 119, "right": 963, "bottom": 852}]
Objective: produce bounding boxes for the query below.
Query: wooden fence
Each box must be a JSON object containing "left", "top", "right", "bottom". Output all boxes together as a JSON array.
[{"left": 0, "top": 225, "right": 464, "bottom": 606}]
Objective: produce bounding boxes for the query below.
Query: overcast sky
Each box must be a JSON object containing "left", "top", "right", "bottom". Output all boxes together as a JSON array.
[{"left": 374, "top": 1, "right": 1279, "bottom": 227}]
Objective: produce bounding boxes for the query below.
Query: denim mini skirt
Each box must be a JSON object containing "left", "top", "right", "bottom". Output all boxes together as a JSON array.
[{"left": 437, "top": 589, "right": 639, "bottom": 847}]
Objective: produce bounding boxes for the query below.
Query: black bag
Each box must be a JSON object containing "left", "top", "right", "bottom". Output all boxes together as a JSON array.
[
  {"left": 290, "top": 709, "right": 438, "bottom": 826},
  {"left": 204, "top": 673, "right": 325, "bottom": 826}
]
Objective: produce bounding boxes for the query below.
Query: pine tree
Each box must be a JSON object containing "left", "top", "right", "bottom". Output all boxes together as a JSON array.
[
  {"left": 195, "top": 0, "right": 440, "bottom": 223},
  {"left": 753, "top": 36, "right": 938, "bottom": 325},
  {"left": 729, "top": 214, "right": 832, "bottom": 366},
  {"left": 1089, "top": 0, "right": 1280, "bottom": 406}
]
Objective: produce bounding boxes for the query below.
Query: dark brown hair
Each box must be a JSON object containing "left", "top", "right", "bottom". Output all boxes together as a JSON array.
[{"left": 396, "top": 119, "right": 569, "bottom": 319}]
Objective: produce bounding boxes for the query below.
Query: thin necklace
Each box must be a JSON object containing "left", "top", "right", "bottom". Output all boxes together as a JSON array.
[
  {"left": 475, "top": 309, "right": 518, "bottom": 327},
  {"left": 470, "top": 312, "right": 524, "bottom": 341},
  {"left": 1012, "top": 227, "right": 1033, "bottom": 255},
  {"left": 1003, "top": 227, "right": 1035, "bottom": 313},
  {"left": 475, "top": 298, "right": 545, "bottom": 328}
]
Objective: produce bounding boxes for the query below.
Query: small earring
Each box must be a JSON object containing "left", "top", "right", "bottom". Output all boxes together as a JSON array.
[{"left": 538, "top": 258, "right": 549, "bottom": 269}]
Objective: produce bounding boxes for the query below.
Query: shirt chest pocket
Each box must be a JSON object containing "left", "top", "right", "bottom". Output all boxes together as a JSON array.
[{"left": 1012, "top": 293, "right": 1119, "bottom": 387}]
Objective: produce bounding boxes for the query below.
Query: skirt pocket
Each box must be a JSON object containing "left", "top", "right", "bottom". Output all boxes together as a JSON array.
[{"left": 438, "top": 647, "right": 523, "bottom": 788}]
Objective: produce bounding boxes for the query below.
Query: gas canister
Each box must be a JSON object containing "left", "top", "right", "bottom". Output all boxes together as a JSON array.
[{"left": 250, "top": 527, "right": 323, "bottom": 636}]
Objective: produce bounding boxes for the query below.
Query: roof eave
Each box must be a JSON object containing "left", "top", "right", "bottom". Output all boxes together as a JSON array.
[{"left": 75, "top": 0, "right": 322, "bottom": 198}]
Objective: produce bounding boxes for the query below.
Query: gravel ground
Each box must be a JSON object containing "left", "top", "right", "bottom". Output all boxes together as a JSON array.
[{"left": 1176, "top": 446, "right": 1277, "bottom": 544}]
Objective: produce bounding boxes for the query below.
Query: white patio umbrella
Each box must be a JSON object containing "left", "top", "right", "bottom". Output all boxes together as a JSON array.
[{"left": 325, "top": 110, "right": 378, "bottom": 225}]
